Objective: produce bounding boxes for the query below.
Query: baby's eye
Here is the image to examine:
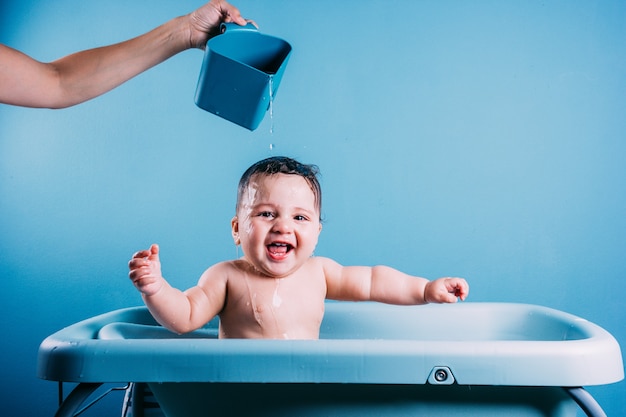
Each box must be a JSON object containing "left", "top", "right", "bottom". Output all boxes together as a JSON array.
[
  {"left": 258, "top": 211, "right": 275, "bottom": 218},
  {"left": 294, "top": 214, "right": 309, "bottom": 221}
]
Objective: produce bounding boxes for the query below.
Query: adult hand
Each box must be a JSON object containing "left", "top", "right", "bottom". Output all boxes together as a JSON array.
[{"left": 188, "top": 0, "right": 252, "bottom": 48}]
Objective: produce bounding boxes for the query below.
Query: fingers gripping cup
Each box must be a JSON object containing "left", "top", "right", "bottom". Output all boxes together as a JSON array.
[{"left": 195, "top": 23, "right": 292, "bottom": 131}]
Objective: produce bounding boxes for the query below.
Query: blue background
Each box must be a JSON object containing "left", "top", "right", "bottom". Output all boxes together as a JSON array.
[{"left": 1, "top": 1, "right": 624, "bottom": 415}]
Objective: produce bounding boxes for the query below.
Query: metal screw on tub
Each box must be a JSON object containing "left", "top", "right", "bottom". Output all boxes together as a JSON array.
[
  {"left": 434, "top": 368, "right": 449, "bottom": 382},
  {"left": 428, "top": 366, "right": 455, "bottom": 385}
]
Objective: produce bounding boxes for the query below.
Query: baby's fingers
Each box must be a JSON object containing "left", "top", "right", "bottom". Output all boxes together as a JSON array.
[
  {"left": 447, "top": 278, "right": 469, "bottom": 301},
  {"left": 130, "top": 244, "right": 159, "bottom": 259},
  {"left": 128, "top": 264, "right": 152, "bottom": 280},
  {"left": 130, "top": 275, "right": 163, "bottom": 296},
  {"left": 131, "top": 248, "right": 151, "bottom": 259},
  {"left": 128, "top": 256, "right": 149, "bottom": 269}
]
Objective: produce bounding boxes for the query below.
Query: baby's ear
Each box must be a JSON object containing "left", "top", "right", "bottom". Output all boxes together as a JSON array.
[{"left": 231, "top": 216, "right": 240, "bottom": 245}]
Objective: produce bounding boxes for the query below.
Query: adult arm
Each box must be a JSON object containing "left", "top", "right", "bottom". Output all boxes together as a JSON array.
[{"left": 0, "top": 0, "right": 247, "bottom": 108}]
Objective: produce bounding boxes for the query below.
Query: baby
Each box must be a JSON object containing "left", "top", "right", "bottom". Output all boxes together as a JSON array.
[{"left": 129, "top": 156, "right": 469, "bottom": 339}]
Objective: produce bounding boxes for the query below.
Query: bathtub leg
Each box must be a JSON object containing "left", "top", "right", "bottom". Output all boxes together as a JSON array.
[
  {"left": 54, "top": 382, "right": 102, "bottom": 417},
  {"left": 563, "top": 387, "right": 607, "bottom": 417}
]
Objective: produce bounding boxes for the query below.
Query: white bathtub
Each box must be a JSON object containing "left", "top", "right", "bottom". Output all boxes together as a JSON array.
[{"left": 38, "top": 302, "right": 623, "bottom": 416}]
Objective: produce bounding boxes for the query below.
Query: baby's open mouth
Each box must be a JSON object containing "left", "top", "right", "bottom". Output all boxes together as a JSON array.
[{"left": 267, "top": 242, "right": 293, "bottom": 256}]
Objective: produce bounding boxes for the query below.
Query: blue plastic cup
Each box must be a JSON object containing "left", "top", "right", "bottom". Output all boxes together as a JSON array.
[{"left": 195, "top": 23, "right": 292, "bottom": 131}]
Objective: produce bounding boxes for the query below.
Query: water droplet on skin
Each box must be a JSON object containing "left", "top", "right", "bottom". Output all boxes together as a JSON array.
[{"left": 273, "top": 288, "right": 282, "bottom": 308}]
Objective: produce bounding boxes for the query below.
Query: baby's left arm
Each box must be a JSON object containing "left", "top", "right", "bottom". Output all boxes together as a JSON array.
[
  {"left": 368, "top": 266, "right": 469, "bottom": 304},
  {"left": 321, "top": 257, "right": 468, "bottom": 305}
]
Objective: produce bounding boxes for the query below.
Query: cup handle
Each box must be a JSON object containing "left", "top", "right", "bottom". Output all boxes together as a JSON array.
[{"left": 220, "top": 22, "right": 258, "bottom": 34}]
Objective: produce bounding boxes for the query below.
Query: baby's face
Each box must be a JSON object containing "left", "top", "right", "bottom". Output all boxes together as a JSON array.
[{"left": 232, "top": 173, "right": 321, "bottom": 278}]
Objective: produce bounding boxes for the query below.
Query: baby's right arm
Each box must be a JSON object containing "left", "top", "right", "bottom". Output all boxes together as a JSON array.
[{"left": 128, "top": 244, "right": 223, "bottom": 334}]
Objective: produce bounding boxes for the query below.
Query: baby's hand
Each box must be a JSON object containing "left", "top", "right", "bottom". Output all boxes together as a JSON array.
[
  {"left": 128, "top": 244, "right": 164, "bottom": 296},
  {"left": 424, "top": 277, "right": 469, "bottom": 303}
]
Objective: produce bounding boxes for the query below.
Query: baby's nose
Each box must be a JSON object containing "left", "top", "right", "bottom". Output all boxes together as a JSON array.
[{"left": 272, "top": 217, "right": 293, "bottom": 233}]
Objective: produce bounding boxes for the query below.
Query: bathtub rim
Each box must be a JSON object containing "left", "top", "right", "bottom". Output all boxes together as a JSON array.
[{"left": 37, "top": 302, "right": 624, "bottom": 387}]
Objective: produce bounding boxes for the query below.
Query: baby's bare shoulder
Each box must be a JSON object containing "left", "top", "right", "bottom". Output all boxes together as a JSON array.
[
  {"left": 198, "top": 260, "right": 246, "bottom": 285},
  {"left": 308, "top": 256, "right": 342, "bottom": 273},
  {"left": 308, "top": 256, "right": 337, "bottom": 267}
]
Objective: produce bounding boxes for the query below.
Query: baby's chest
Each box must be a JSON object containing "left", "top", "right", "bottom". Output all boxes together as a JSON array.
[
  {"left": 227, "top": 275, "right": 326, "bottom": 324},
  {"left": 251, "top": 281, "right": 324, "bottom": 316}
]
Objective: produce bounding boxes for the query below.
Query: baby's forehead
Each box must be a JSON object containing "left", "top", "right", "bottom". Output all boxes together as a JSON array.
[{"left": 240, "top": 173, "right": 319, "bottom": 207}]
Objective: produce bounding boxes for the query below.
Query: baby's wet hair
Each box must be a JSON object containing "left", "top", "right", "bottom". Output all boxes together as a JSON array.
[{"left": 236, "top": 156, "right": 322, "bottom": 219}]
